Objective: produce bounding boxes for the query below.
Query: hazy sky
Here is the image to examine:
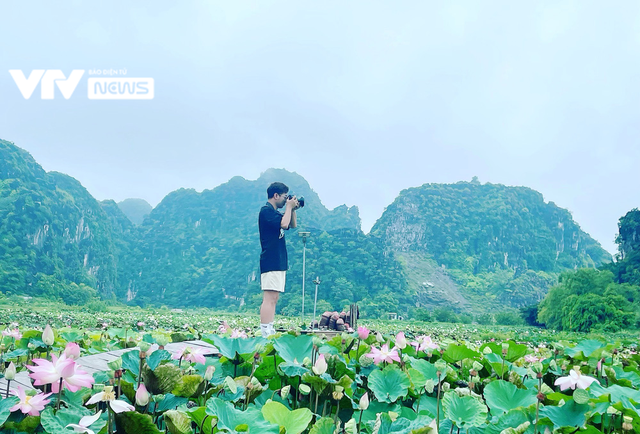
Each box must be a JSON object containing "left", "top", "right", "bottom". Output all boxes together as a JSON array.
[{"left": 1, "top": 1, "right": 639, "bottom": 254}]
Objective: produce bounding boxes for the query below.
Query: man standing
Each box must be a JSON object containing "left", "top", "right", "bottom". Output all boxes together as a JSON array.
[{"left": 258, "top": 182, "right": 299, "bottom": 338}]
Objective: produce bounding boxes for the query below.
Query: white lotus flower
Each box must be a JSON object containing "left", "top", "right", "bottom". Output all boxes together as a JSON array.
[{"left": 85, "top": 386, "right": 135, "bottom": 413}]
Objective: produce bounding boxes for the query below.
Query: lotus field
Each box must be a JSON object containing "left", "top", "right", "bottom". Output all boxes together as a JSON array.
[{"left": 1, "top": 308, "right": 640, "bottom": 433}]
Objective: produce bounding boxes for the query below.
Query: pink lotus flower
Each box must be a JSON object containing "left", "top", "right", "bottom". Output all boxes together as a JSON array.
[
  {"left": 524, "top": 354, "right": 540, "bottom": 363},
  {"left": 218, "top": 321, "right": 231, "bottom": 334},
  {"left": 66, "top": 410, "right": 103, "bottom": 434},
  {"left": 27, "top": 354, "right": 94, "bottom": 393},
  {"left": 86, "top": 386, "right": 134, "bottom": 413},
  {"left": 366, "top": 344, "right": 401, "bottom": 365},
  {"left": 64, "top": 342, "right": 81, "bottom": 360},
  {"left": 357, "top": 326, "right": 370, "bottom": 340},
  {"left": 137, "top": 321, "right": 145, "bottom": 327},
  {"left": 231, "top": 329, "right": 247, "bottom": 339},
  {"left": 554, "top": 368, "right": 600, "bottom": 391},
  {"left": 413, "top": 336, "right": 438, "bottom": 352},
  {"left": 10, "top": 385, "right": 52, "bottom": 416},
  {"left": 2, "top": 328, "right": 22, "bottom": 340},
  {"left": 171, "top": 346, "right": 207, "bottom": 365}
]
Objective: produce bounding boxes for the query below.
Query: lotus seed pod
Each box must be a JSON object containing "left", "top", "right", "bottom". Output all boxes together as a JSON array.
[
  {"left": 472, "top": 361, "right": 484, "bottom": 371},
  {"left": 139, "top": 342, "right": 151, "bottom": 353},
  {"left": 441, "top": 382, "right": 450, "bottom": 392},
  {"left": 424, "top": 379, "right": 435, "bottom": 393},
  {"left": 502, "top": 343, "right": 510, "bottom": 351},
  {"left": 299, "top": 384, "right": 311, "bottom": 395},
  {"left": 434, "top": 359, "right": 447, "bottom": 373},
  {"left": 483, "top": 346, "right": 493, "bottom": 355},
  {"left": 302, "top": 357, "right": 312, "bottom": 367},
  {"left": 280, "top": 385, "right": 291, "bottom": 399},
  {"left": 359, "top": 355, "right": 374, "bottom": 367}
]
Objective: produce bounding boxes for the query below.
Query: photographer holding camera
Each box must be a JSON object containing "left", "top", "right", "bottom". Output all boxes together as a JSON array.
[{"left": 258, "top": 182, "right": 302, "bottom": 337}]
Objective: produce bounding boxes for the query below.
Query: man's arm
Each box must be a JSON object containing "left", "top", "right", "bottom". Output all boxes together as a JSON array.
[
  {"left": 280, "top": 197, "right": 298, "bottom": 229},
  {"left": 289, "top": 209, "right": 297, "bottom": 228}
]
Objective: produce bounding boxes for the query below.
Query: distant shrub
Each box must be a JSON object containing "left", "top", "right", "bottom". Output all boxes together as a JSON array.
[
  {"left": 86, "top": 300, "right": 108, "bottom": 313},
  {"left": 476, "top": 313, "right": 494, "bottom": 325},
  {"left": 414, "top": 308, "right": 433, "bottom": 322},
  {"left": 433, "top": 308, "right": 458, "bottom": 323},
  {"left": 458, "top": 314, "right": 473, "bottom": 324},
  {"left": 495, "top": 311, "right": 524, "bottom": 326}
]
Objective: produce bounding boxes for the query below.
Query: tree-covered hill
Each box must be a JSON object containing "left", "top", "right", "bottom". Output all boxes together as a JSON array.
[
  {"left": 0, "top": 140, "right": 119, "bottom": 302},
  {"left": 0, "top": 140, "right": 616, "bottom": 317},
  {"left": 370, "top": 180, "right": 612, "bottom": 311}
]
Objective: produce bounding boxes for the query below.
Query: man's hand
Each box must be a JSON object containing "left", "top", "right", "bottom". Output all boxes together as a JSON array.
[{"left": 286, "top": 196, "right": 299, "bottom": 210}]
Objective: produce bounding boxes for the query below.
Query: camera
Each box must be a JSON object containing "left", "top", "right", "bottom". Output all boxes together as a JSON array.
[{"left": 286, "top": 194, "right": 305, "bottom": 208}]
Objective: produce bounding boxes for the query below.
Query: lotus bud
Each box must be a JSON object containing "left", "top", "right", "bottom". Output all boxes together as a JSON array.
[
  {"left": 64, "top": 342, "right": 81, "bottom": 360},
  {"left": 204, "top": 365, "right": 216, "bottom": 382},
  {"left": 42, "top": 325, "right": 55, "bottom": 346},
  {"left": 395, "top": 332, "right": 407, "bottom": 350},
  {"left": 280, "top": 385, "right": 291, "bottom": 399},
  {"left": 483, "top": 346, "right": 493, "bottom": 355},
  {"left": 139, "top": 342, "right": 151, "bottom": 353},
  {"left": 434, "top": 359, "right": 447, "bottom": 374},
  {"left": 107, "top": 358, "right": 123, "bottom": 371},
  {"left": 136, "top": 383, "right": 150, "bottom": 406},
  {"left": 357, "top": 326, "right": 370, "bottom": 340},
  {"left": 376, "top": 332, "right": 384, "bottom": 343},
  {"left": 5, "top": 362, "right": 16, "bottom": 380},
  {"left": 313, "top": 354, "right": 328, "bottom": 375},
  {"left": 472, "top": 361, "right": 484, "bottom": 372},
  {"left": 299, "top": 384, "right": 311, "bottom": 395},
  {"left": 359, "top": 392, "right": 369, "bottom": 410}
]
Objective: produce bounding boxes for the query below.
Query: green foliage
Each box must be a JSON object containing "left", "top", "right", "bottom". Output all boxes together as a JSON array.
[
  {"left": 261, "top": 400, "right": 313, "bottom": 434},
  {"left": 538, "top": 268, "right": 636, "bottom": 332},
  {"left": 494, "top": 311, "right": 524, "bottom": 326},
  {"left": 433, "top": 308, "right": 458, "bottom": 323},
  {"left": 115, "top": 411, "right": 163, "bottom": 434},
  {"left": 476, "top": 313, "right": 494, "bottom": 325}
]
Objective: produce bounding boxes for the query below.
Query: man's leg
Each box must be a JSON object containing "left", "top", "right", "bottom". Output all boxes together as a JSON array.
[{"left": 260, "top": 290, "right": 279, "bottom": 337}]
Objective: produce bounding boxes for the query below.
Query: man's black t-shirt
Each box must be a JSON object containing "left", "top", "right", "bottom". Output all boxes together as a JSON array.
[{"left": 259, "top": 202, "right": 288, "bottom": 273}]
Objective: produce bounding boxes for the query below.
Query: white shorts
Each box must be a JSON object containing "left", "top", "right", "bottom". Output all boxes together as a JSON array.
[{"left": 261, "top": 271, "right": 286, "bottom": 292}]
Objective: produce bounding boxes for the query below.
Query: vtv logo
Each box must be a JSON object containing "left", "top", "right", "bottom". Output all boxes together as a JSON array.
[{"left": 9, "top": 70, "right": 85, "bottom": 99}]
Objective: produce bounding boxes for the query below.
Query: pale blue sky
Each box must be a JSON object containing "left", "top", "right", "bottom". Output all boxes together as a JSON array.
[{"left": 1, "top": 1, "right": 639, "bottom": 254}]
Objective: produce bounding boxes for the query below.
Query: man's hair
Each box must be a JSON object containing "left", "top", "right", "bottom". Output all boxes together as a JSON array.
[{"left": 267, "top": 182, "right": 289, "bottom": 199}]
